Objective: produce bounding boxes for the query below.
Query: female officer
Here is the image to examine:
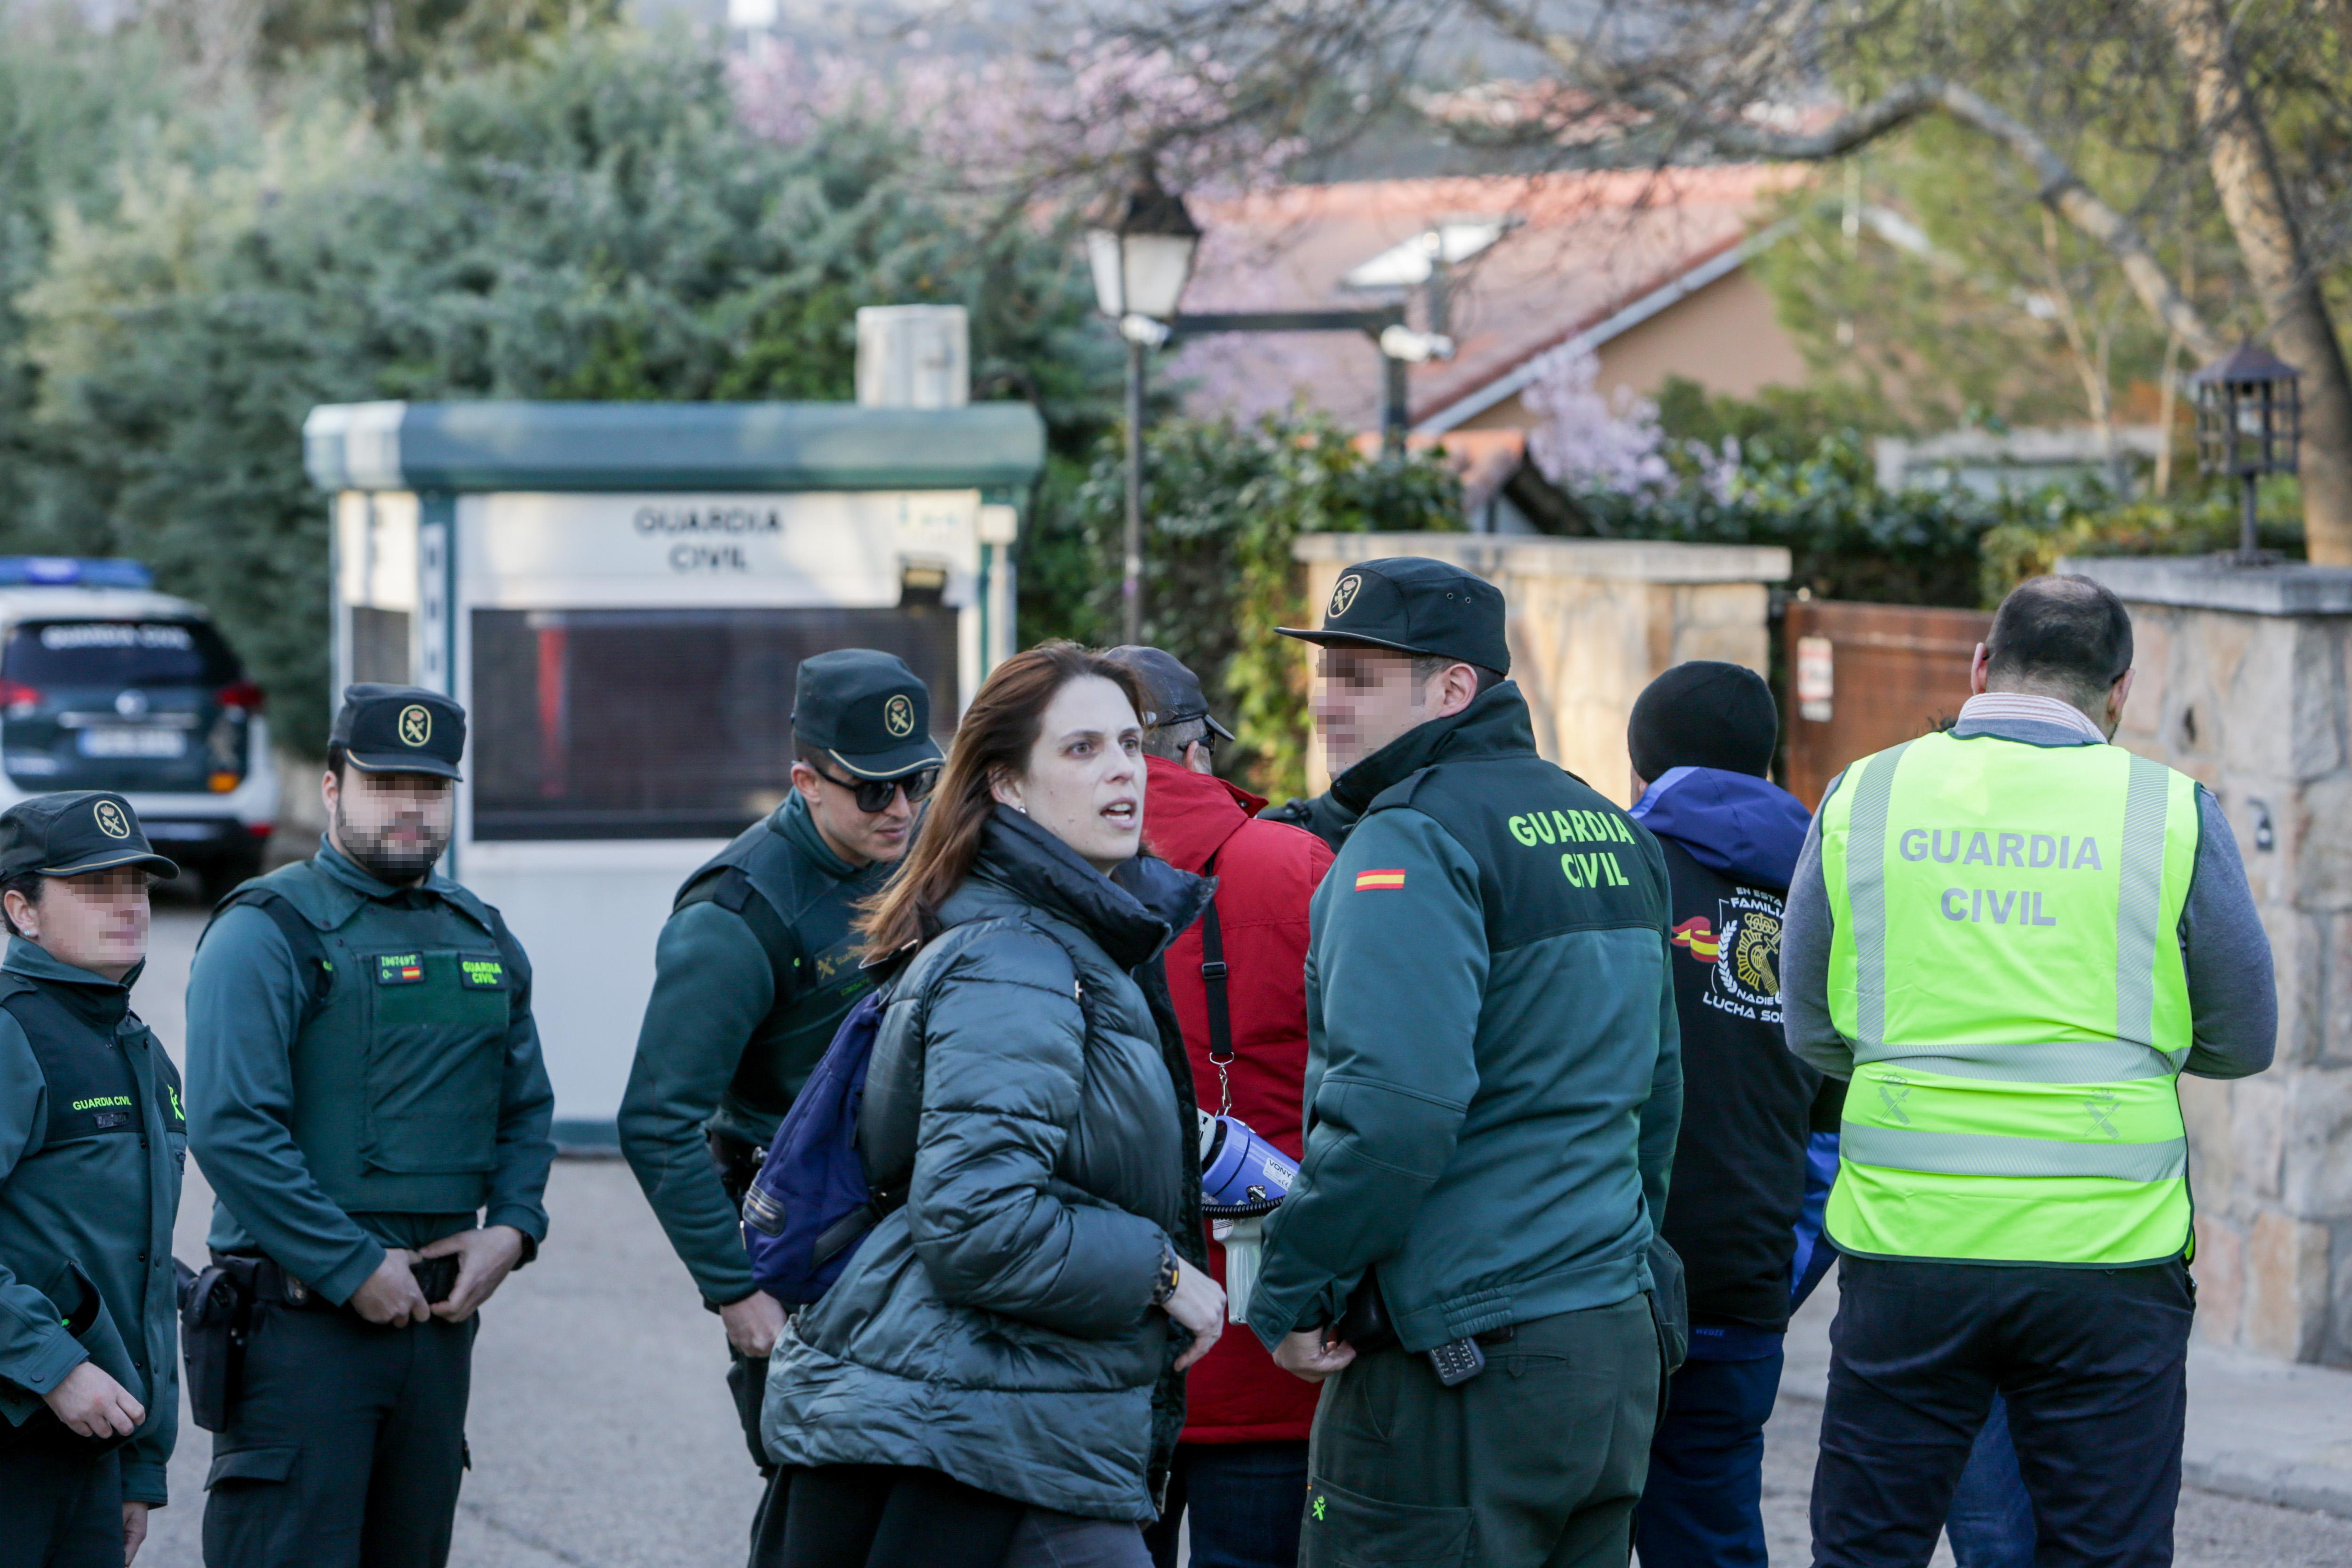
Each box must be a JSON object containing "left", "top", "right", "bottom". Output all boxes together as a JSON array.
[{"left": 0, "top": 791, "right": 183, "bottom": 1568}]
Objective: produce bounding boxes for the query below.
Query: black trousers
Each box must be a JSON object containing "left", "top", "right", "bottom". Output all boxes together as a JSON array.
[
  {"left": 1812, "top": 1254, "right": 2194, "bottom": 1568},
  {"left": 740, "top": 1352, "right": 795, "bottom": 1566},
  {"left": 0, "top": 1418, "right": 122, "bottom": 1568},
  {"left": 765, "top": 1464, "right": 1027, "bottom": 1568},
  {"left": 201, "top": 1303, "right": 476, "bottom": 1568}
]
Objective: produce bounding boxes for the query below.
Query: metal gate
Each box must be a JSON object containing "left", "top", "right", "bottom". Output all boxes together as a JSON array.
[{"left": 1783, "top": 598, "right": 1993, "bottom": 808}]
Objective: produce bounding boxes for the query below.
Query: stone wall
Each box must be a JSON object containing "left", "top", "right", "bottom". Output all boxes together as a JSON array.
[
  {"left": 2066, "top": 556, "right": 2352, "bottom": 1365},
  {"left": 1295, "top": 533, "right": 1791, "bottom": 802}
]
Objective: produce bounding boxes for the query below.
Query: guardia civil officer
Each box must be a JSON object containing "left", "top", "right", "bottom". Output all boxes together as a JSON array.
[
  {"left": 1782, "top": 575, "right": 2276, "bottom": 1567},
  {"left": 615, "top": 649, "right": 942, "bottom": 1561},
  {"left": 1247, "top": 557, "right": 1684, "bottom": 1568},
  {"left": 0, "top": 793, "right": 182, "bottom": 1568},
  {"left": 184, "top": 685, "right": 555, "bottom": 1568}
]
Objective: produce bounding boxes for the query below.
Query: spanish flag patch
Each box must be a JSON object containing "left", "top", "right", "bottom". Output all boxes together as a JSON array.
[
  {"left": 1671, "top": 916, "right": 1719, "bottom": 960},
  {"left": 1354, "top": 868, "right": 1407, "bottom": 891}
]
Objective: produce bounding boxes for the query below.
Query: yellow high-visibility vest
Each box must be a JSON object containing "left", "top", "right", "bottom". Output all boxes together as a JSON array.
[{"left": 1818, "top": 730, "right": 2199, "bottom": 1265}]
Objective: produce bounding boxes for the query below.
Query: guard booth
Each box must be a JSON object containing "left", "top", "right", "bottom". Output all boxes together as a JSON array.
[{"left": 302, "top": 400, "right": 1041, "bottom": 1146}]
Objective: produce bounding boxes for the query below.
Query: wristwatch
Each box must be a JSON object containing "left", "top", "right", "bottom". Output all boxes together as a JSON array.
[{"left": 1151, "top": 1243, "right": 1182, "bottom": 1307}]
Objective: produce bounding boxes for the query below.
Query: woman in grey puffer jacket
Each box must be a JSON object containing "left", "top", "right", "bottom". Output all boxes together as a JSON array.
[{"left": 763, "top": 643, "right": 1223, "bottom": 1567}]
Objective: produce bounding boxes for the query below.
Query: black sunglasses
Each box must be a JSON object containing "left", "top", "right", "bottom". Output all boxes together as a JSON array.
[{"left": 810, "top": 764, "right": 940, "bottom": 814}]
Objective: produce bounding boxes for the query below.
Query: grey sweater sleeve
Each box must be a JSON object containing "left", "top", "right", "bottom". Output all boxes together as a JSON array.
[
  {"left": 2179, "top": 788, "right": 2276, "bottom": 1079},
  {"left": 1779, "top": 783, "right": 1851, "bottom": 1079}
]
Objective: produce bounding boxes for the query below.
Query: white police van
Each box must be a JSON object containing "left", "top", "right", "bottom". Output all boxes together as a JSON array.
[{"left": 0, "top": 558, "right": 278, "bottom": 892}]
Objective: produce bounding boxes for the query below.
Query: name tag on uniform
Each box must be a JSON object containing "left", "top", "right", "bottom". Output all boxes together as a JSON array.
[
  {"left": 459, "top": 959, "right": 505, "bottom": 989},
  {"left": 376, "top": 954, "right": 426, "bottom": 986}
]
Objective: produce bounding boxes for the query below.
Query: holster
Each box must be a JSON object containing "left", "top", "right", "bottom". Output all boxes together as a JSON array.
[
  {"left": 178, "top": 1255, "right": 260, "bottom": 1433},
  {"left": 707, "top": 1128, "right": 764, "bottom": 1210},
  {"left": 1335, "top": 1271, "right": 1400, "bottom": 1355}
]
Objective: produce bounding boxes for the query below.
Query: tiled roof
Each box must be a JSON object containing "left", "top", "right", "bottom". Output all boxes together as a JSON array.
[{"left": 1168, "top": 165, "right": 1804, "bottom": 430}]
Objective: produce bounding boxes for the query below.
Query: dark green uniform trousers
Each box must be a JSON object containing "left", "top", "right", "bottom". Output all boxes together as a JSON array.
[
  {"left": 0, "top": 1419, "right": 122, "bottom": 1568},
  {"left": 201, "top": 1305, "right": 475, "bottom": 1568},
  {"left": 1300, "top": 1295, "right": 1661, "bottom": 1568}
]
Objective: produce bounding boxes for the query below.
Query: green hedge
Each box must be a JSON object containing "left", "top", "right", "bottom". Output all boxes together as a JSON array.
[{"left": 1573, "top": 430, "right": 2303, "bottom": 610}]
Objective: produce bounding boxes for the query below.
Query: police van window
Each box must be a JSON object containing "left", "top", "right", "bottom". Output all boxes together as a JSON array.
[
  {"left": 469, "top": 607, "right": 959, "bottom": 840},
  {"left": 5, "top": 620, "right": 242, "bottom": 688}
]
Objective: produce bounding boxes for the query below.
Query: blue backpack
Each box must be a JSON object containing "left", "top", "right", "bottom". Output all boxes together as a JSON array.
[{"left": 739, "top": 984, "right": 900, "bottom": 1306}]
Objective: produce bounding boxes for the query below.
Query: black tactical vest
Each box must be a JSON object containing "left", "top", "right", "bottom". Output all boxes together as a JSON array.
[{"left": 676, "top": 813, "right": 885, "bottom": 1122}]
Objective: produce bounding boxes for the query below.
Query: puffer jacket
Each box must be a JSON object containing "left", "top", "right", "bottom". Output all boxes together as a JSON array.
[{"left": 764, "top": 806, "right": 1212, "bottom": 1521}]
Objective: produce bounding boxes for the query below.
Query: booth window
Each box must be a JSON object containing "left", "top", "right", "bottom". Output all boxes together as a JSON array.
[{"left": 470, "top": 607, "right": 958, "bottom": 840}]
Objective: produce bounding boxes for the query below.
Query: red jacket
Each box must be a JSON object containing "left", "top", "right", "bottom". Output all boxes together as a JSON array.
[{"left": 1142, "top": 756, "right": 1333, "bottom": 1444}]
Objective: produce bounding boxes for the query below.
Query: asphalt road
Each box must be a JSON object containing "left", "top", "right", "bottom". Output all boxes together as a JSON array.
[{"left": 119, "top": 898, "right": 2352, "bottom": 1567}]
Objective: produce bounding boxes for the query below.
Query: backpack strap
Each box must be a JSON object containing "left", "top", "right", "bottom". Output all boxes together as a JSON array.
[
  {"left": 679, "top": 866, "right": 803, "bottom": 1011},
  {"left": 203, "top": 889, "right": 335, "bottom": 1027},
  {"left": 1197, "top": 849, "right": 1234, "bottom": 1117}
]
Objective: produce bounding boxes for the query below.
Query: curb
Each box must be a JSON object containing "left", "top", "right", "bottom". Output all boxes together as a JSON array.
[{"left": 2183, "top": 1452, "right": 2352, "bottom": 1521}]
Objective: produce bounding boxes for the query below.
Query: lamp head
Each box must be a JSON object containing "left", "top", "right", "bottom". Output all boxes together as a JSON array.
[
  {"left": 1084, "top": 168, "right": 1201, "bottom": 322},
  {"left": 2191, "top": 341, "right": 2303, "bottom": 478}
]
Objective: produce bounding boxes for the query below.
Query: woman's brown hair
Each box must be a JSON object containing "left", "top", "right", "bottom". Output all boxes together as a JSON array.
[{"left": 858, "top": 641, "right": 1148, "bottom": 959}]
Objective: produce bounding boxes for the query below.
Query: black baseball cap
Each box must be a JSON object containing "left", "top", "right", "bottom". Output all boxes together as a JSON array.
[
  {"left": 1101, "top": 646, "right": 1236, "bottom": 743},
  {"left": 0, "top": 791, "right": 178, "bottom": 879},
  {"left": 1277, "top": 556, "right": 1511, "bottom": 675},
  {"left": 331, "top": 685, "right": 466, "bottom": 780},
  {"left": 793, "top": 650, "right": 944, "bottom": 780}
]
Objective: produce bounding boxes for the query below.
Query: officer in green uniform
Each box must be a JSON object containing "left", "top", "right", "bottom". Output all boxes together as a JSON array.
[
  {"left": 1247, "top": 558, "right": 1683, "bottom": 1568},
  {"left": 617, "top": 649, "right": 942, "bottom": 1560},
  {"left": 185, "top": 685, "right": 556, "bottom": 1568},
  {"left": 0, "top": 793, "right": 183, "bottom": 1568}
]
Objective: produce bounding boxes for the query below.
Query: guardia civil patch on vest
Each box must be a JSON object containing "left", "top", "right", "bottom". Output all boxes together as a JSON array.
[
  {"left": 376, "top": 953, "right": 426, "bottom": 986},
  {"left": 458, "top": 958, "right": 505, "bottom": 989}
]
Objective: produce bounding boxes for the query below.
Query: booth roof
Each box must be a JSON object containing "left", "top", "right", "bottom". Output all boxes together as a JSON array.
[{"left": 303, "top": 400, "right": 1046, "bottom": 493}]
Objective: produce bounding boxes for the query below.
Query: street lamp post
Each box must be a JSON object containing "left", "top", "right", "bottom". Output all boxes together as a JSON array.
[
  {"left": 1086, "top": 172, "right": 1202, "bottom": 646},
  {"left": 1087, "top": 170, "right": 1455, "bottom": 646},
  {"left": 2190, "top": 343, "right": 2304, "bottom": 564}
]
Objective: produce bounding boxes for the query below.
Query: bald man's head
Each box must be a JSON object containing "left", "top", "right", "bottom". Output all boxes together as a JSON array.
[{"left": 1983, "top": 574, "right": 2135, "bottom": 716}]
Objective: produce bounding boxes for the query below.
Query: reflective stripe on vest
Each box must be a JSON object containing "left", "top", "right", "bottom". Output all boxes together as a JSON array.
[{"left": 1819, "top": 731, "right": 2200, "bottom": 1266}]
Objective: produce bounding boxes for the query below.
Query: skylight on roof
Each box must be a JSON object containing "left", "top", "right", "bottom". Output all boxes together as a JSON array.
[{"left": 1343, "top": 222, "right": 1507, "bottom": 289}]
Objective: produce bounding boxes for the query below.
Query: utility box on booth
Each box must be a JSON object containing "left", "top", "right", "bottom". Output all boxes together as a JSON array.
[{"left": 302, "top": 399, "right": 1042, "bottom": 1146}]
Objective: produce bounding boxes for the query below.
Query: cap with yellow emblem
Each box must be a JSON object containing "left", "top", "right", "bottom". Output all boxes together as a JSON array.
[
  {"left": 0, "top": 790, "right": 179, "bottom": 878},
  {"left": 331, "top": 684, "right": 466, "bottom": 781},
  {"left": 791, "top": 650, "right": 944, "bottom": 780}
]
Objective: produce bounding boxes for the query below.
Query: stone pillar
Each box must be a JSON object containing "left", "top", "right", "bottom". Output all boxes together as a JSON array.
[
  {"left": 1295, "top": 533, "right": 1792, "bottom": 801},
  {"left": 2066, "top": 555, "right": 2352, "bottom": 1365}
]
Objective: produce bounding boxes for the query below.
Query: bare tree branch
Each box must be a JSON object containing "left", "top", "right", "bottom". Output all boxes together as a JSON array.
[{"left": 1446, "top": 0, "right": 2223, "bottom": 357}]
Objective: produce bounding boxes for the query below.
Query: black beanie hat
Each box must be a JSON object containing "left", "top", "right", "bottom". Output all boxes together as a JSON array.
[{"left": 1628, "top": 661, "right": 1779, "bottom": 782}]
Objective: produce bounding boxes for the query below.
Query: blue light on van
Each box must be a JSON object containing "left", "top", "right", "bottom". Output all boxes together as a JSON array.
[{"left": 0, "top": 558, "right": 155, "bottom": 589}]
